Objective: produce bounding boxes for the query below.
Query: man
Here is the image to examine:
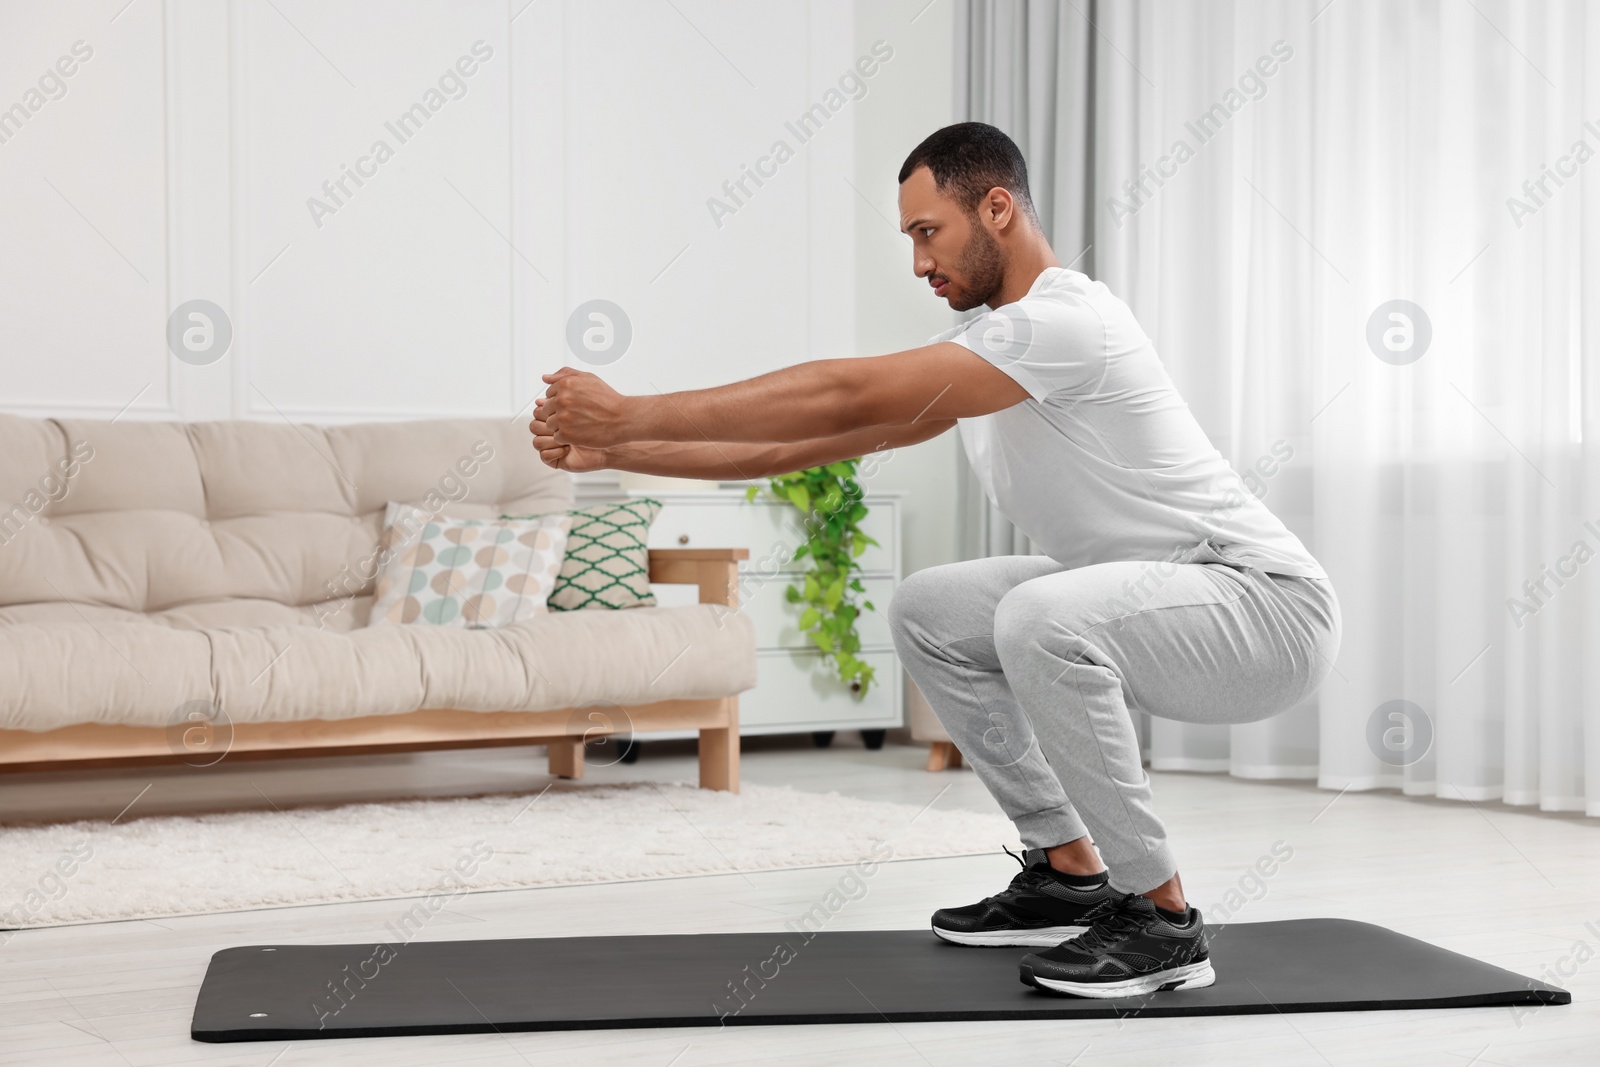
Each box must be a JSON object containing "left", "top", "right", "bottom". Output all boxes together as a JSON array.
[{"left": 531, "top": 122, "right": 1340, "bottom": 999}]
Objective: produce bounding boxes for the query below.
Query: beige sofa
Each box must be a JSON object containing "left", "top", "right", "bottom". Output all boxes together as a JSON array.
[{"left": 0, "top": 414, "right": 756, "bottom": 789}]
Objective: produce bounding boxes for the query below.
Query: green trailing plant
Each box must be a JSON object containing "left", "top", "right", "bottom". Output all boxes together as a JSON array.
[{"left": 746, "top": 460, "right": 879, "bottom": 697}]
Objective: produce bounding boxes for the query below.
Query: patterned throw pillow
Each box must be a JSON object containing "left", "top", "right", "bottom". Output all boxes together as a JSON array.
[
  {"left": 367, "top": 502, "right": 572, "bottom": 628},
  {"left": 502, "top": 498, "right": 661, "bottom": 611}
]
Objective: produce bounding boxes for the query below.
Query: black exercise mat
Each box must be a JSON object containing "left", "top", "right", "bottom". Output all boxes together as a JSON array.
[{"left": 192, "top": 919, "right": 1569, "bottom": 1041}]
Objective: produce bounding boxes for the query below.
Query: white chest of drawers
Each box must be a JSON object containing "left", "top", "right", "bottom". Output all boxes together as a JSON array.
[{"left": 632, "top": 487, "right": 904, "bottom": 738}]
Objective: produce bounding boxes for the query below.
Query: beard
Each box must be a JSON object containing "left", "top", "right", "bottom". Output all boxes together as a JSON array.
[{"left": 946, "top": 222, "right": 1006, "bottom": 311}]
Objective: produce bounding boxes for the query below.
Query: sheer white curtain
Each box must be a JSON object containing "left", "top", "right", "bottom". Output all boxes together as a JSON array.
[
  {"left": 958, "top": 0, "right": 1600, "bottom": 813},
  {"left": 955, "top": 0, "right": 1095, "bottom": 558}
]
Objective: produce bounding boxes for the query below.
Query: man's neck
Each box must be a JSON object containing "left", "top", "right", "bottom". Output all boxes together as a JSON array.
[{"left": 990, "top": 238, "right": 1063, "bottom": 308}]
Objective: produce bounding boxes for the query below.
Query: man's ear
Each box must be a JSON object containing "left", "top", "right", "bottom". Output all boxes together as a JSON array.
[{"left": 982, "top": 186, "right": 1016, "bottom": 230}]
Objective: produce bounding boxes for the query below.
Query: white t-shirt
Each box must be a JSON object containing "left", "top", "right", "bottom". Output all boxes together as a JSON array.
[{"left": 932, "top": 266, "right": 1325, "bottom": 579}]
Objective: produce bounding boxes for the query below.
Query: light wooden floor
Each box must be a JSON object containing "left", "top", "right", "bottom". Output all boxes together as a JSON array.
[{"left": 1, "top": 734, "right": 1596, "bottom": 1066}]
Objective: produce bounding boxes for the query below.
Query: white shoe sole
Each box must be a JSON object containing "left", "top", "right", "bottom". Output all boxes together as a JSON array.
[
  {"left": 932, "top": 925, "right": 1089, "bottom": 947},
  {"left": 1026, "top": 958, "right": 1216, "bottom": 998}
]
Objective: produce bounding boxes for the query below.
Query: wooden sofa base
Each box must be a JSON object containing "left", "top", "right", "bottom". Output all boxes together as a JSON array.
[{"left": 0, "top": 697, "right": 740, "bottom": 791}]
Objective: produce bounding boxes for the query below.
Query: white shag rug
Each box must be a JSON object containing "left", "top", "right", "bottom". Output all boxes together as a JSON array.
[{"left": 0, "top": 782, "right": 1018, "bottom": 930}]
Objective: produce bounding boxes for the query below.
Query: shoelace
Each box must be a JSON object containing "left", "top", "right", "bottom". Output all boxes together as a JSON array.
[
  {"left": 1062, "top": 896, "right": 1147, "bottom": 954},
  {"left": 984, "top": 845, "right": 1058, "bottom": 902}
]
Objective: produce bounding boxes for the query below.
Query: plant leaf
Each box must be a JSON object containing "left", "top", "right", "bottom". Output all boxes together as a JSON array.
[{"left": 744, "top": 462, "right": 882, "bottom": 698}]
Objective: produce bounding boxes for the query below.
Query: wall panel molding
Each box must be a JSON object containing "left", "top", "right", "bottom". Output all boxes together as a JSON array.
[{"left": 4, "top": 0, "right": 859, "bottom": 434}]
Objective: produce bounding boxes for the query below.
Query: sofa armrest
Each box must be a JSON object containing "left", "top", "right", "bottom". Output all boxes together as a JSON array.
[{"left": 648, "top": 548, "right": 750, "bottom": 608}]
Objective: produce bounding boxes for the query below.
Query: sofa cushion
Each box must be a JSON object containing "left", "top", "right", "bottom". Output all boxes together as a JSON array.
[
  {"left": 0, "top": 414, "right": 572, "bottom": 616},
  {"left": 0, "top": 598, "right": 352, "bottom": 632},
  {"left": 0, "top": 622, "right": 216, "bottom": 733},
  {"left": 0, "top": 604, "right": 755, "bottom": 732}
]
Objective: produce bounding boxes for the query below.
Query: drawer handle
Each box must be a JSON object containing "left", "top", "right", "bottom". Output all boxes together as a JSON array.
[
  {"left": 849, "top": 680, "right": 862, "bottom": 694},
  {"left": 677, "top": 534, "right": 690, "bottom": 545}
]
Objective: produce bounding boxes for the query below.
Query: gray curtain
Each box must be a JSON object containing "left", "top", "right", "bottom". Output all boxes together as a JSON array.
[{"left": 953, "top": 0, "right": 1098, "bottom": 561}]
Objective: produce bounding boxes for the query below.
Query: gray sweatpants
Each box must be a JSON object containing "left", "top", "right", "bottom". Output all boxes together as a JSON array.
[{"left": 887, "top": 540, "right": 1341, "bottom": 895}]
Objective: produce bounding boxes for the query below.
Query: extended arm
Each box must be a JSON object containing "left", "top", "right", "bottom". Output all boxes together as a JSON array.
[
  {"left": 536, "top": 342, "right": 1029, "bottom": 447},
  {"left": 530, "top": 416, "right": 955, "bottom": 480}
]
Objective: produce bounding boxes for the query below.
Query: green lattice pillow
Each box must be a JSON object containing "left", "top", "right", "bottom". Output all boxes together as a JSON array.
[{"left": 502, "top": 498, "right": 662, "bottom": 611}]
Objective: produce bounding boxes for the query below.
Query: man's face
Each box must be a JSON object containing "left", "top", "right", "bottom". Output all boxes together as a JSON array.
[{"left": 898, "top": 165, "right": 1005, "bottom": 312}]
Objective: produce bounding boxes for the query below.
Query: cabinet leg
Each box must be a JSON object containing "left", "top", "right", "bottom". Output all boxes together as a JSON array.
[
  {"left": 926, "top": 741, "right": 963, "bottom": 772},
  {"left": 860, "top": 729, "right": 886, "bottom": 751},
  {"left": 548, "top": 739, "right": 584, "bottom": 779}
]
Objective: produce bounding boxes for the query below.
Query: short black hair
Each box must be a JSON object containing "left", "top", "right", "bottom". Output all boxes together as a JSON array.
[{"left": 897, "top": 122, "right": 1036, "bottom": 222}]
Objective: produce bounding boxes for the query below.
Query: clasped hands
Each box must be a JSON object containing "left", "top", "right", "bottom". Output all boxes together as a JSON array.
[{"left": 529, "top": 367, "right": 634, "bottom": 472}]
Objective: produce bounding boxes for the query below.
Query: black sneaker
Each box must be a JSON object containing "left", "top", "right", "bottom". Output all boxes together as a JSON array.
[
  {"left": 1018, "top": 893, "right": 1215, "bottom": 998},
  {"left": 931, "top": 847, "right": 1124, "bottom": 947}
]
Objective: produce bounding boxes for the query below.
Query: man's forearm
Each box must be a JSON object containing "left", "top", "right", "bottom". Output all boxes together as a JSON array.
[
  {"left": 626, "top": 360, "right": 878, "bottom": 444},
  {"left": 602, "top": 440, "right": 797, "bottom": 481},
  {"left": 601, "top": 420, "right": 949, "bottom": 480}
]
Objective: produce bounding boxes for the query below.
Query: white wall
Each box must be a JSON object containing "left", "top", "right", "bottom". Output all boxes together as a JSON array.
[
  {"left": 1, "top": 1, "right": 171, "bottom": 417},
  {"left": 0, "top": 0, "right": 960, "bottom": 570},
  {"left": 850, "top": 0, "right": 959, "bottom": 577}
]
